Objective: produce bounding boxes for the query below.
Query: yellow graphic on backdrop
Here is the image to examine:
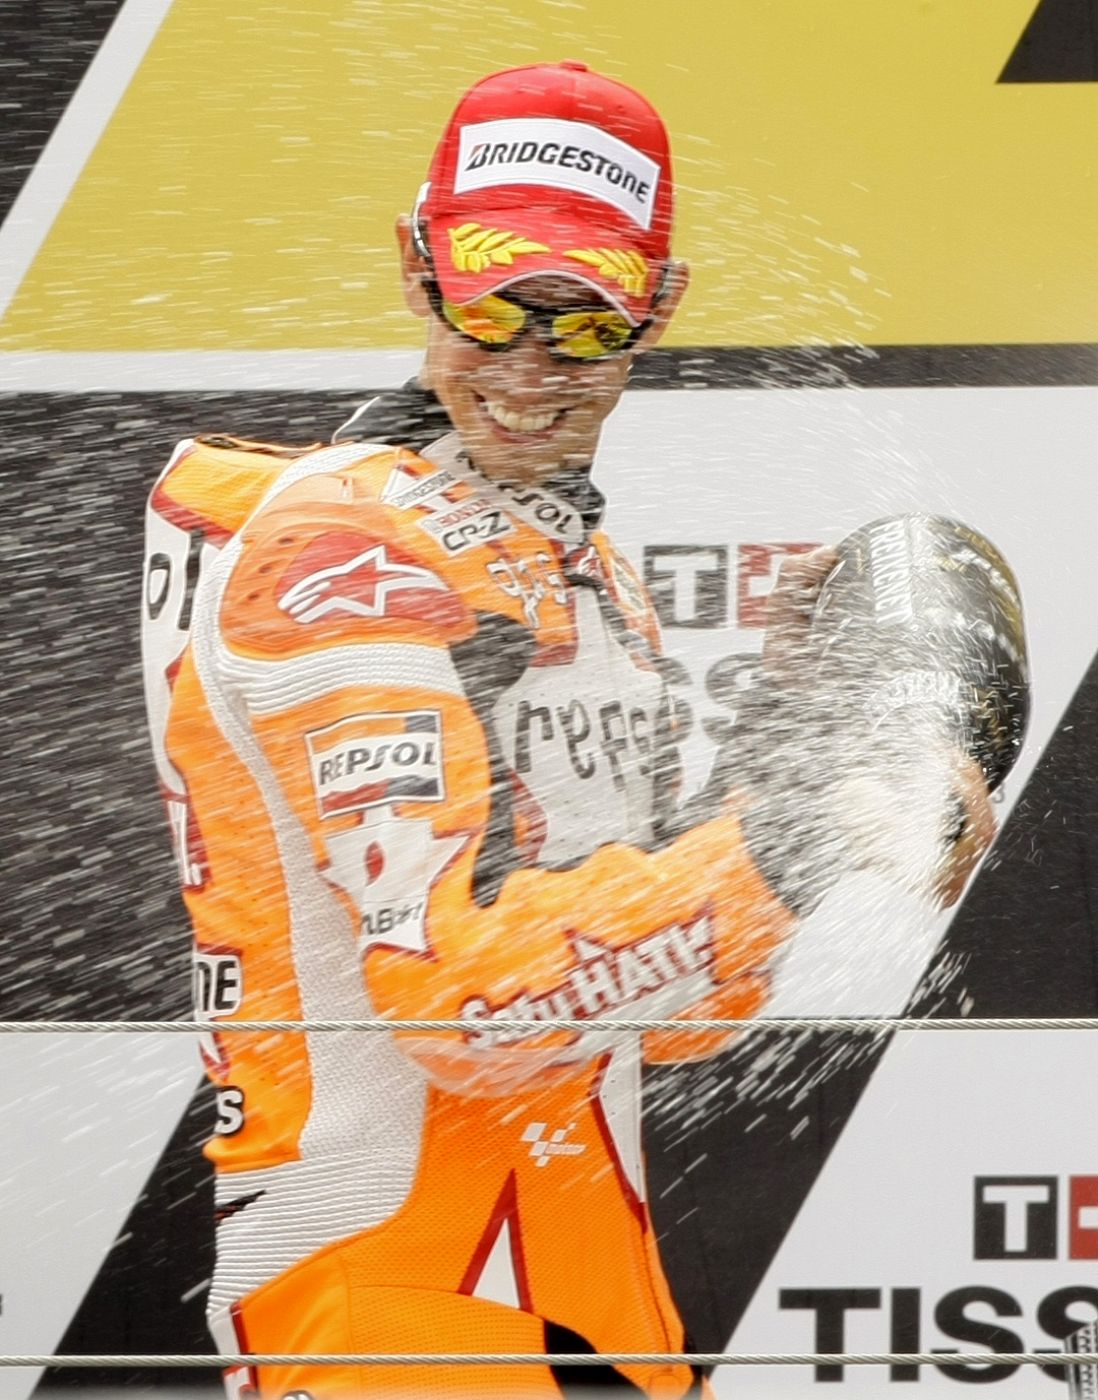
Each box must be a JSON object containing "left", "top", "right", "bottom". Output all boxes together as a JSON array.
[
  {"left": 448, "top": 224, "right": 551, "bottom": 275},
  {"left": 1, "top": 0, "right": 1095, "bottom": 351},
  {"left": 564, "top": 248, "right": 650, "bottom": 298}
]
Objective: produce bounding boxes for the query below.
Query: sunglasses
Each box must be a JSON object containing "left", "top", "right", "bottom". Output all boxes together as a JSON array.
[{"left": 422, "top": 278, "right": 649, "bottom": 362}]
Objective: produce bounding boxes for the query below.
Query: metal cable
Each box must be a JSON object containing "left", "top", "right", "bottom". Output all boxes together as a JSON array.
[
  {"left": 2, "top": 1024, "right": 1098, "bottom": 1036},
  {"left": 8, "top": 1030, "right": 1090, "bottom": 1376},
  {"left": 0, "top": 1352, "right": 1091, "bottom": 1369},
  {"left": 0, "top": 1017, "right": 1096, "bottom": 1033}
]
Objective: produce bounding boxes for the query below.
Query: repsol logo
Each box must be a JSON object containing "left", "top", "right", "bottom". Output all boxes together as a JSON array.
[
  {"left": 306, "top": 711, "right": 445, "bottom": 817},
  {"left": 316, "top": 737, "right": 436, "bottom": 787},
  {"left": 494, "top": 481, "right": 579, "bottom": 539},
  {"left": 514, "top": 697, "right": 652, "bottom": 788}
]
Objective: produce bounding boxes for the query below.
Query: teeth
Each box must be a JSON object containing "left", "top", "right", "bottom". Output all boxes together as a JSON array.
[{"left": 483, "top": 401, "right": 562, "bottom": 433}]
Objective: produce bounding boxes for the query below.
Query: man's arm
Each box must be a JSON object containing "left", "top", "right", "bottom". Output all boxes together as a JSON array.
[
  {"left": 720, "top": 517, "right": 1024, "bottom": 916},
  {"left": 215, "top": 483, "right": 795, "bottom": 1095}
]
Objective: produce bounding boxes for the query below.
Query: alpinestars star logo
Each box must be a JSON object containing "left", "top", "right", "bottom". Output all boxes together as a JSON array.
[{"left": 279, "top": 542, "right": 448, "bottom": 624}]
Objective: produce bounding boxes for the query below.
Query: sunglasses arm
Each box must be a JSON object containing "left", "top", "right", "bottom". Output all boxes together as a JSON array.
[{"left": 411, "top": 184, "right": 434, "bottom": 265}]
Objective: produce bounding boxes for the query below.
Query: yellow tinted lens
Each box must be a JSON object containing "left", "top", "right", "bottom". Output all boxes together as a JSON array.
[
  {"left": 443, "top": 293, "right": 527, "bottom": 345},
  {"left": 551, "top": 309, "right": 634, "bottom": 359}
]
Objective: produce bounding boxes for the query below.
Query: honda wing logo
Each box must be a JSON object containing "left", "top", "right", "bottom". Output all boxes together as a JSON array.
[{"left": 279, "top": 544, "right": 448, "bottom": 624}]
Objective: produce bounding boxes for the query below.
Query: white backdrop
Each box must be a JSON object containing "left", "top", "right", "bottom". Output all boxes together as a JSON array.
[
  {"left": 601, "top": 384, "right": 1098, "bottom": 1394},
  {"left": 725, "top": 1031, "right": 1098, "bottom": 1396},
  {"left": 3, "top": 381, "right": 1096, "bottom": 1397}
]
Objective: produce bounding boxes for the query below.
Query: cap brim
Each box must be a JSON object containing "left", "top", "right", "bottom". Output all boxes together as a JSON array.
[{"left": 426, "top": 208, "right": 660, "bottom": 324}]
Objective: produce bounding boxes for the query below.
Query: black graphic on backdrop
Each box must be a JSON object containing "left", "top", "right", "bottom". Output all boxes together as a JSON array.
[
  {"left": 1000, "top": 0, "right": 1098, "bottom": 83},
  {"left": 42, "top": 1087, "right": 218, "bottom": 1392},
  {"left": 651, "top": 645, "right": 1098, "bottom": 1353},
  {"left": 0, "top": 1, "right": 126, "bottom": 230},
  {"left": 0, "top": 393, "right": 355, "bottom": 1395}
]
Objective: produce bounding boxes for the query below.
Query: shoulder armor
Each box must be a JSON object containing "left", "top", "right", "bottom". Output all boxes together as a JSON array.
[
  {"left": 220, "top": 474, "right": 474, "bottom": 660},
  {"left": 193, "top": 433, "right": 320, "bottom": 459},
  {"left": 150, "top": 436, "right": 308, "bottom": 546}
]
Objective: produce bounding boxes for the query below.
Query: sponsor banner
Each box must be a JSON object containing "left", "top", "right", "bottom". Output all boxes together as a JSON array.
[
  {"left": 454, "top": 118, "right": 661, "bottom": 229},
  {"left": 305, "top": 710, "right": 444, "bottom": 817},
  {"left": 722, "top": 1033, "right": 1098, "bottom": 1395},
  {"left": 600, "top": 386, "right": 1098, "bottom": 809}
]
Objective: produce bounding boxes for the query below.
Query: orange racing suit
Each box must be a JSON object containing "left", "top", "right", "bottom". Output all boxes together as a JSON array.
[{"left": 140, "top": 387, "right": 796, "bottom": 1399}]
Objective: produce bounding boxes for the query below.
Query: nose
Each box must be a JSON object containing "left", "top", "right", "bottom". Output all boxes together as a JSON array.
[{"left": 492, "top": 331, "right": 573, "bottom": 396}]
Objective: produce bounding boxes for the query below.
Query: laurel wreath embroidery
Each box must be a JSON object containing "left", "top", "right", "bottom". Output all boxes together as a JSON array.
[
  {"left": 564, "top": 248, "right": 650, "bottom": 297},
  {"left": 448, "top": 224, "right": 551, "bottom": 274}
]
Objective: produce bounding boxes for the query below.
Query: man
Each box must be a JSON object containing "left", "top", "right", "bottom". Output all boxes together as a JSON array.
[{"left": 141, "top": 61, "right": 993, "bottom": 1399}]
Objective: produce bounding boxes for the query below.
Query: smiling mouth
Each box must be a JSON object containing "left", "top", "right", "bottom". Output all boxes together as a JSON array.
[{"left": 478, "top": 396, "right": 567, "bottom": 436}]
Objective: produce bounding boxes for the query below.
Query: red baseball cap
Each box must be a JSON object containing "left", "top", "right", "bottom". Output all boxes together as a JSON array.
[{"left": 414, "top": 61, "right": 674, "bottom": 325}]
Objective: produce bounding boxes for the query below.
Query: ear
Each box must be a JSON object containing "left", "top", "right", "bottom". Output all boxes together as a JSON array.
[
  {"left": 396, "top": 214, "right": 430, "bottom": 319},
  {"left": 636, "top": 259, "right": 689, "bottom": 351}
]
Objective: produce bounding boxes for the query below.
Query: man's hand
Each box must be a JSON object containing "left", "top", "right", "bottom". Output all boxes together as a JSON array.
[
  {"left": 748, "top": 526, "right": 1012, "bottom": 912},
  {"left": 933, "top": 751, "right": 997, "bottom": 907},
  {"left": 759, "top": 545, "right": 838, "bottom": 688},
  {"left": 832, "top": 744, "right": 996, "bottom": 909}
]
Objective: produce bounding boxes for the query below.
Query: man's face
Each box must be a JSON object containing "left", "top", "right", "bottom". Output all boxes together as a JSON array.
[{"left": 397, "top": 217, "right": 687, "bottom": 486}]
